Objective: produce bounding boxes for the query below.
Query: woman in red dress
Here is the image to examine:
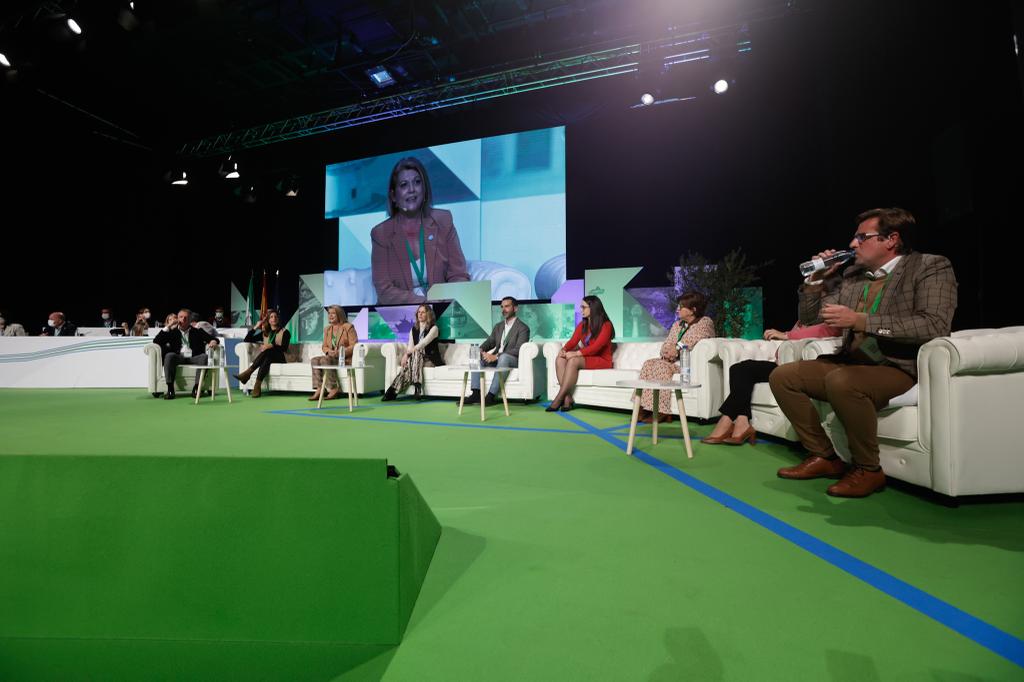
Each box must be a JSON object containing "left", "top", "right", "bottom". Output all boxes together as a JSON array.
[{"left": 547, "top": 295, "right": 614, "bottom": 412}]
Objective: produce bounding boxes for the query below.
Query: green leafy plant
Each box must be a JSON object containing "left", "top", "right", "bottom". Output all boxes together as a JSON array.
[{"left": 671, "top": 249, "right": 770, "bottom": 338}]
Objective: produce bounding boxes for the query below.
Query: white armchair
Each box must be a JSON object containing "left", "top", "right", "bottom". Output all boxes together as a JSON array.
[
  {"left": 380, "top": 341, "right": 543, "bottom": 401},
  {"left": 541, "top": 339, "right": 726, "bottom": 420},
  {"left": 142, "top": 344, "right": 213, "bottom": 396},
  {"left": 807, "top": 327, "right": 1024, "bottom": 496}
]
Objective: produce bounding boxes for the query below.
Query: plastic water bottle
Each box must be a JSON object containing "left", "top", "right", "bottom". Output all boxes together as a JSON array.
[
  {"left": 678, "top": 343, "right": 691, "bottom": 386},
  {"left": 356, "top": 345, "right": 365, "bottom": 367},
  {"left": 799, "top": 250, "right": 854, "bottom": 277},
  {"left": 469, "top": 343, "right": 480, "bottom": 370}
]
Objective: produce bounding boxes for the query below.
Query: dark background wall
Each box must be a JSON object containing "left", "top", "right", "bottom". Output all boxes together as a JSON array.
[{"left": 3, "top": 1, "right": 1021, "bottom": 332}]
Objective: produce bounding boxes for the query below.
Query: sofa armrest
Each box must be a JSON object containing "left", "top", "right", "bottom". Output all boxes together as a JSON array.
[
  {"left": 802, "top": 338, "right": 843, "bottom": 360},
  {"left": 543, "top": 341, "right": 563, "bottom": 392},
  {"left": 143, "top": 343, "right": 162, "bottom": 393},
  {"left": 380, "top": 342, "right": 407, "bottom": 388},
  {"left": 917, "top": 328, "right": 1024, "bottom": 495},
  {"left": 515, "top": 341, "right": 543, "bottom": 399}
]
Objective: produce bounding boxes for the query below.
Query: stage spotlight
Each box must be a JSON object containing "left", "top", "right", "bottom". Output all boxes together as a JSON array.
[
  {"left": 366, "top": 65, "right": 395, "bottom": 88},
  {"left": 640, "top": 93, "right": 655, "bottom": 106},
  {"left": 713, "top": 79, "right": 730, "bottom": 94},
  {"left": 0, "top": 53, "right": 9, "bottom": 68},
  {"left": 67, "top": 18, "right": 83, "bottom": 35},
  {"left": 171, "top": 171, "right": 188, "bottom": 186},
  {"left": 219, "top": 156, "right": 240, "bottom": 179}
]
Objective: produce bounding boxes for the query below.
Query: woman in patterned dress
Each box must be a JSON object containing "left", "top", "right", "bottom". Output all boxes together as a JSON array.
[{"left": 637, "top": 291, "right": 716, "bottom": 423}]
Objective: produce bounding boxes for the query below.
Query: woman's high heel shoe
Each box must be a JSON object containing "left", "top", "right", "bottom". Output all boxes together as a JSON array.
[
  {"left": 723, "top": 425, "right": 757, "bottom": 446},
  {"left": 701, "top": 431, "right": 731, "bottom": 445},
  {"left": 545, "top": 400, "right": 562, "bottom": 412}
]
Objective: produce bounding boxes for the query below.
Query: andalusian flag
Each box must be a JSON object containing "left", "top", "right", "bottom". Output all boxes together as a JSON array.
[{"left": 244, "top": 272, "right": 255, "bottom": 326}]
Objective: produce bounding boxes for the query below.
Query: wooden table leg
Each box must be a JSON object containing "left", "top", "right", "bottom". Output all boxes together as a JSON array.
[
  {"left": 317, "top": 375, "right": 326, "bottom": 410},
  {"left": 347, "top": 369, "right": 355, "bottom": 412},
  {"left": 193, "top": 368, "right": 205, "bottom": 405},
  {"left": 498, "top": 371, "right": 510, "bottom": 416},
  {"left": 458, "top": 372, "right": 468, "bottom": 415},
  {"left": 652, "top": 389, "right": 660, "bottom": 445},
  {"left": 209, "top": 366, "right": 217, "bottom": 402},
  {"left": 676, "top": 389, "right": 694, "bottom": 459},
  {"left": 626, "top": 389, "right": 642, "bottom": 455},
  {"left": 480, "top": 371, "right": 487, "bottom": 422},
  {"left": 223, "top": 367, "right": 233, "bottom": 404}
]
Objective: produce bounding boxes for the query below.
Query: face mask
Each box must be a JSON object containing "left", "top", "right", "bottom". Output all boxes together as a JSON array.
[
  {"left": 102, "top": 313, "right": 110, "bottom": 320},
  {"left": 143, "top": 312, "right": 151, "bottom": 320},
  {"left": 48, "top": 319, "right": 57, "bottom": 327},
  {"left": 215, "top": 312, "right": 224, "bottom": 320}
]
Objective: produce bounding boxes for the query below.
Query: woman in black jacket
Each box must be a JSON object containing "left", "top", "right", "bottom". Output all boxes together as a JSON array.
[{"left": 235, "top": 309, "right": 291, "bottom": 397}]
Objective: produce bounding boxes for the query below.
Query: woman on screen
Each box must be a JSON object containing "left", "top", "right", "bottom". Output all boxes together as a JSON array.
[
  {"left": 309, "top": 305, "right": 358, "bottom": 402},
  {"left": 547, "top": 295, "right": 614, "bottom": 412},
  {"left": 636, "top": 291, "right": 716, "bottom": 424},
  {"left": 370, "top": 157, "right": 469, "bottom": 305},
  {"left": 382, "top": 304, "right": 444, "bottom": 401}
]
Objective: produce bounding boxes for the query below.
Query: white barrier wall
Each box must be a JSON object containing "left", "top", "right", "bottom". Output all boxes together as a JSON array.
[{"left": 0, "top": 337, "right": 153, "bottom": 388}]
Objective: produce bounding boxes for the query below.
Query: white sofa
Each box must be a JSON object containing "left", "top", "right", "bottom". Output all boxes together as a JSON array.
[
  {"left": 234, "top": 342, "right": 385, "bottom": 395},
  {"left": 804, "top": 327, "right": 1024, "bottom": 497},
  {"left": 541, "top": 339, "right": 726, "bottom": 420},
  {"left": 380, "top": 341, "right": 543, "bottom": 400}
]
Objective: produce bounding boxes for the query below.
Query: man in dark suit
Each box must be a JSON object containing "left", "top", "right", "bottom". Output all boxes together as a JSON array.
[
  {"left": 769, "top": 208, "right": 958, "bottom": 497},
  {"left": 152, "top": 308, "right": 221, "bottom": 400},
  {"left": 467, "top": 296, "right": 531, "bottom": 406},
  {"left": 98, "top": 308, "right": 118, "bottom": 328},
  {"left": 41, "top": 312, "right": 77, "bottom": 336}
]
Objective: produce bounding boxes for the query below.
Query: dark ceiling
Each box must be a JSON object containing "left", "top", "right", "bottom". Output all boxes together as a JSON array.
[{"left": 2, "top": 0, "right": 791, "bottom": 153}]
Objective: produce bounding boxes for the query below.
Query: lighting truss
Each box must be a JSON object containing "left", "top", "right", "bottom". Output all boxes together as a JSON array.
[{"left": 177, "top": 26, "right": 756, "bottom": 157}]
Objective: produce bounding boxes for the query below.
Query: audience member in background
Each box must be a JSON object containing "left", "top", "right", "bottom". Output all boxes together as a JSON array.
[
  {"left": 466, "top": 296, "right": 531, "bottom": 407},
  {"left": 41, "top": 312, "right": 77, "bottom": 337},
  {"left": 131, "top": 308, "right": 153, "bottom": 336},
  {"left": 191, "top": 310, "right": 219, "bottom": 338},
  {"left": 702, "top": 321, "right": 840, "bottom": 446},
  {"left": 210, "top": 306, "right": 231, "bottom": 328},
  {"left": 2, "top": 319, "right": 27, "bottom": 336},
  {"left": 98, "top": 308, "right": 118, "bottom": 328},
  {"left": 636, "top": 291, "right": 717, "bottom": 424},
  {"left": 547, "top": 295, "right": 614, "bottom": 412},
  {"left": 152, "top": 308, "right": 220, "bottom": 400},
  {"left": 370, "top": 157, "right": 470, "bottom": 304},
  {"left": 310, "top": 305, "right": 358, "bottom": 402},
  {"left": 235, "top": 309, "right": 291, "bottom": 398},
  {"left": 382, "top": 303, "right": 443, "bottom": 401}
]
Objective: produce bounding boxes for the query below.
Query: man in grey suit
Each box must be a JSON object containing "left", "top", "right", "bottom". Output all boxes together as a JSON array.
[{"left": 467, "top": 296, "right": 530, "bottom": 406}]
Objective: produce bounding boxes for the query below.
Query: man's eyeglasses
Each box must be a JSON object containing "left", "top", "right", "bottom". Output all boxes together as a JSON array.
[{"left": 852, "top": 232, "right": 888, "bottom": 244}]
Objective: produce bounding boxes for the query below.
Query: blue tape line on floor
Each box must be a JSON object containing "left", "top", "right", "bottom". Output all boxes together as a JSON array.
[{"left": 554, "top": 408, "right": 1024, "bottom": 669}]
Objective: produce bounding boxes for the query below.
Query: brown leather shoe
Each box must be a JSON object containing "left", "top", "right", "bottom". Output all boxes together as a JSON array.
[
  {"left": 308, "top": 390, "right": 322, "bottom": 401},
  {"left": 325, "top": 389, "right": 341, "bottom": 401},
  {"left": 701, "top": 432, "right": 730, "bottom": 445},
  {"left": 777, "top": 455, "right": 847, "bottom": 480},
  {"left": 251, "top": 381, "right": 262, "bottom": 398},
  {"left": 723, "top": 425, "right": 756, "bottom": 446},
  {"left": 827, "top": 467, "right": 886, "bottom": 498},
  {"left": 638, "top": 409, "right": 653, "bottom": 424}
]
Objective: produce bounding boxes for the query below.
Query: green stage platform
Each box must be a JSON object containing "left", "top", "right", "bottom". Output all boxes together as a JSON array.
[{"left": 0, "top": 388, "right": 1022, "bottom": 681}]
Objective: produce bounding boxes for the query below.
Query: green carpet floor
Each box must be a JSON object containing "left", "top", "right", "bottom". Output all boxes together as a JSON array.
[{"left": 1, "top": 388, "right": 1022, "bottom": 681}]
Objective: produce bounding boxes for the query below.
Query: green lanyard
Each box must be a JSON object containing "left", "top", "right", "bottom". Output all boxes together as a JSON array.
[
  {"left": 180, "top": 329, "right": 190, "bottom": 347},
  {"left": 405, "top": 220, "right": 427, "bottom": 290},
  {"left": 676, "top": 322, "right": 689, "bottom": 343},
  {"left": 861, "top": 273, "right": 889, "bottom": 315}
]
